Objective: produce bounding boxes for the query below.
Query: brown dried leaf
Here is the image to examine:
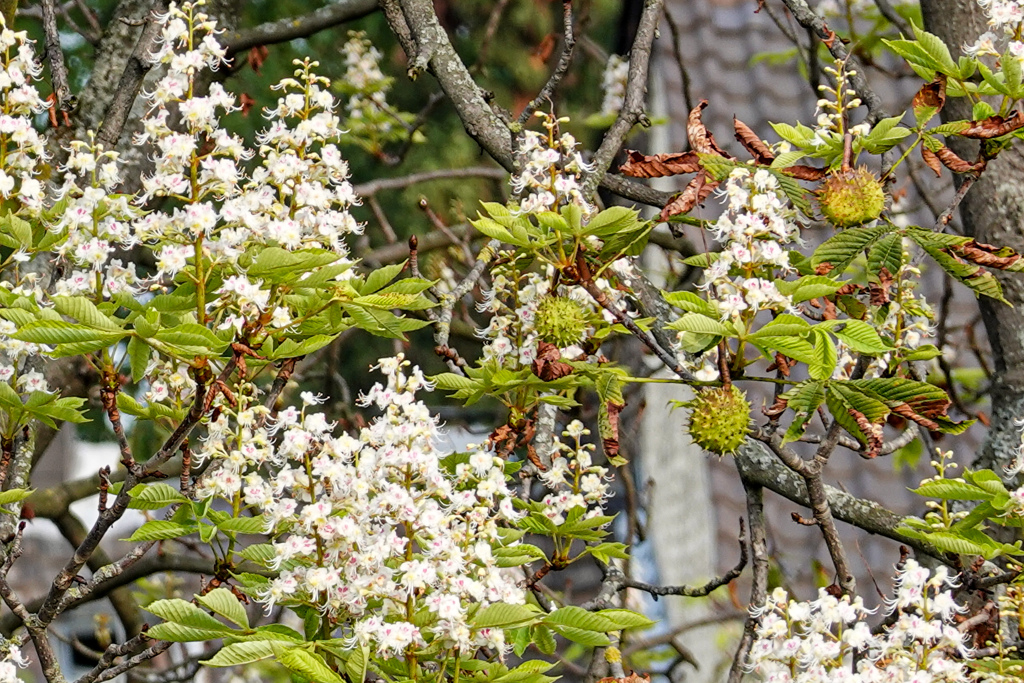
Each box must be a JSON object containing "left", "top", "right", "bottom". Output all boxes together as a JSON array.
[
  {"left": 659, "top": 171, "right": 718, "bottom": 221},
  {"left": 891, "top": 404, "right": 940, "bottom": 431},
  {"left": 912, "top": 75, "right": 947, "bottom": 117},
  {"left": 531, "top": 341, "right": 573, "bottom": 381},
  {"left": 958, "top": 110, "right": 1024, "bottom": 139},
  {"left": 781, "top": 165, "right": 827, "bottom": 181},
  {"left": 849, "top": 407, "right": 883, "bottom": 458},
  {"left": 599, "top": 674, "right": 651, "bottom": 683},
  {"left": 687, "top": 100, "right": 732, "bottom": 158},
  {"left": 734, "top": 117, "right": 774, "bottom": 164},
  {"left": 921, "top": 146, "right": 942, "bottom": 177},
  {"left": 602, "top": 401, "right": 625, "bottom": 458},
  {"left": 868, "top": 268, "right": 893, "bottom": 306},
  {"left": 934, "top": 146, "right": 986, "bottom": 174},
  {"left": 619, "top": 149, "right": 701, "bottom": 178},
  {"left": 762, "top": 394, "right": 788, "bottom": 416},
  {"left": 953, "top": 240, "right": 1023, "bottom": 269},
  {"left": 247, "top": 45, "right": 269, "bottom": 74}
]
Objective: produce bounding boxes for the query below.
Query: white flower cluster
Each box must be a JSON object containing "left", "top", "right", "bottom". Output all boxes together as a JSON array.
[
  {"left": 477, "top": 264, "right": 629, "bottom": 367},
  {"left": 537, "top": 420, "right": 612, "bottom": 525},
  {"left": 339, "top": 31, "right": 401, "bottom": 144},
  {"left": 690, "top": 167, "right": 797, "bottom": 367},
  {"left": 749, "top": 560, "right": 971, "bottom": 683},
  {"left": 0, "top": 643, "right": 27, "bottom": 683},
  {"left": 513, "top": 113, "right": 593, "bottom": 216},
  {"left": 0, "top": 21, "right": 48, "bottom": 214},
  {"left": 808, "top": 62, "right": 868, "bottom": 148},
  {"left": 599, "top": 54, "right": 629, "bottom": 118},
  {"left": 964, "top": 1, "right": 1024, "bottom": 57},
  {"left": 196, "top": 356, "right": 525, "bottom": 658}
]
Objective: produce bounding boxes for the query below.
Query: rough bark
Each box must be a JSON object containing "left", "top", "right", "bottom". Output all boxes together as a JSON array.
[{"left": 922, "top": 2, "right": 1024, "bottom": 475}]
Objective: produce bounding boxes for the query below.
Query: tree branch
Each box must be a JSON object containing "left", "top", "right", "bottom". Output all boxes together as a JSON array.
[
  {"left": 95, "top": 0, "right": 170, "bottom": 150},
  {"left": 221, "top": 0, "right": 379, "bottom": 58},
  {"left": 583, "top": 0, "right": 664, "bottom": 198},
  {"left": 728, "top": 483, "right": 768, "bottom": 683},
  {"left": 517, "top": 0, "right": 576, "bottom": 126},
  {"left": 41, "top": 0, "right": 74, "bottom": 113}
]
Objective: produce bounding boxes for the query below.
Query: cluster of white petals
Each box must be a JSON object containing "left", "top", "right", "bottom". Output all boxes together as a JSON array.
[
  {"left": 749, "top": 560, "right": 971, "bottom": 683},
  {"left": 0, "top": 643, "right": 27, "bottom": 683},
  {"left": 513, "top": 114, "right": 593, "bottom": 216},
  {"left": 537, "top": 420, "right": 612, "bottom": 525},
  {"left": 196, "top": 356, "right": 525, "bottom": 658},
  {"left": 599, "top": 54, "right": 629, "bottom": 118},
  {"left": 964, "top": 1, "right": 1024, "bottom": 56}
]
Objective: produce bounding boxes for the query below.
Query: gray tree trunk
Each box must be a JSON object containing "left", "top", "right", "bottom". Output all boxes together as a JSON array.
[{"left": 922, "top": 2, "right": 1024, "bottom": 475}]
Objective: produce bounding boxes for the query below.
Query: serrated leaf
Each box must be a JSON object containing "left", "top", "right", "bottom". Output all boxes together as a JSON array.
[
  {"left": 595, "top": 609, "right": 656, "bottom": 630},
  {"left": 126, "top": 483, "right": 187, "bottom": 510},
  {"left": 126, "top": 520, "right": 197, "bottom": 542},
  {"left": 548, "top": 624, "right": 611, "bottom": 647},
  {"left": 127, "top": 336, "right": 150, "bottom": 383},
  {"left": 780, "top": 380, "right": 826, "bottom": 444},
  {"left": 196, "top": 588, "right": 249, "bottom": 628},
  {"left": 868, "top": 234, "right": 903, "bottom": 279},
  {"left": 820, "top": 319, "right": 892, "bottom": 354},
  {"left": 911, "top": 479, "right": 993, "bottom": 501},
  {"left": 274, "top": 644, "right": 345, "bottom": 683},
  {"left": 811, "top": 226, "right": 889, "bottom": 274},
  {"left": 473, "top": 603, "right": 541, "bottom": 629},
  {"left": 202, "top": 640, "right": 277, "bottom": 667},
  {"left": 544, "top": 606, "right": 618, "bottom": 632},
  {"left": 662, "top": 290, "right": 718, "bottom": 317},
  {"left": 146, "top": 622, "right": 227, "bottom": 642},
  {"left": 807, "top": 328, "right": 838, "bottom": 380},
  {"left": 146, "top": 598, "right": 234, "bottom": 632},
  {"left": 14, "top": 320, "right": 125, "bottom": 346},
  {"left": 665, "top": 312, "right": 730, "bottom": 336},
  {"left": 0, "top": 489, "right": 31, "bottom": 506}
]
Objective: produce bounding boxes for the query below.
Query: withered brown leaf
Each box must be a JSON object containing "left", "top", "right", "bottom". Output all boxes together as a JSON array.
[
  {"left": 934, "top": 146, "right": 986, "bottom": 174},
  {"left": 733, "top": 117, "right": 775, "bottom": 164},
  {"left": 912, "top": 75, "right": 947, "bottom": 117},
  {"left": 531, "top": 341, "right": 573, "bottom": 381},
  {"left": 780, "top": 164, "right": 827, "bottom": 181},
  {"left": 953, "top": 240, "right": 1023, "bottom": 269},
  {"left": 921, "top": 146, "right": 943, "bottom": 177},
  {"left": 958, "top": 110, "right": 1024, "bottom": 139},
  {"left": 602, "top": 401, "right": 625, "bottom": 458},
  {"left": 619, "top": 149, "right": 701, "bottom": 178},
  {"left": 659, "top": 171, "right": 718, "bottom": 222},
  {"left": 687, "top": 100, "right": 732, "bottom": 158}
]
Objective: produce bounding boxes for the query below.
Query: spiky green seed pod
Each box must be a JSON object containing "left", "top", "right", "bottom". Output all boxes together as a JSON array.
[
  {"left": 534, "top": 296, "right": 588, "bottom": 348},
  {"left": 686, "top": 385, "right": 751, "bottom": 455},
  {"left": 817, "top": 166, "right": 886, "bottom": 228}
]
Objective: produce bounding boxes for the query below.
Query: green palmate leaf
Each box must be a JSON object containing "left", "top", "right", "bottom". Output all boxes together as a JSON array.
[
  {"left": 807, "top": 328, "right": 838, "bottom": 380},
  {"left": 775, "top": 275, "right": 844, "bottom": 303},
  {"left": 750, "top": 313, "right": 811, "bottom": 339},
  {"left": 868, "top": 233, "right": 904, "bottom": 279},
  {"left": 681, "top": 252, "right": 719, "bottom": 269},
  {"left": 910, "top": 479, "right": 993, "bottom": 501},
  {"left": 472, "top": 216, "right": 527, "bottom": 247},
  {"left": 819, "top": 319, "right": 892, "bottom": 354},
  {"left": 585, "top": 206, "right": 641, "bottom": 237},
  {"left": 126, "top": 483, "right": 187, "bottom": 510},
  {"left": 126, "top": 520, "right": 197, "bottom": 542},
  {"left": 544, "top": 606, "right": 618, "bottom": 632},
  {"left": 146, "top": 622, "right": 228, "bottom": 642},
  {"left": 202, "top": 641, "right": 277, "bottom": 667},
  {"left": 0, "top": 489, "right": 31, "bottom": 507},
  {"left": 770, "top": 121, "right": 816, "bottom": 147},
  {"left": 472, "top": 603, "right": 541, "bottom": 629},
  {"left": 196, "top": 588, "right": 249, "bottom": 628},
  {"left": 754, "top": 334, "right": 817, "bottom": 366},
  {"left": 595, "top": 609, "right": 657, "bottom": 630},
  {"left": 965, "top": 469, "right": 1010, "bottom": 496},
  {"left": 548, "top": 624, "right": 611, "bottom": 647},
  {"left": 14, "top": 320, "right": 125, "bottom": 346},
  {"left": 811, "top": 225, "right": 889, "bottom": 274},
  {"left": 344, "top": 644, "right": 370, "bottom": 683},
  {"left": 216, "top": 515, "right": 267, "bottom": 534},
  {"left": 274, "top": 644, "right": 346, "bottom": 683},
  {"left": 532, "top": 624, "right": 557, "bottom": 655},
  {"left": 239, "top": 543, "right": 275, "bottom": 565},
  {"left": 665, "top": 312, "right": 730, "bottom": 337},
  {"left": 249, "top": 247, "right": 341, "bottom": 281},
  {"left": 268, "top": 334, "right": 337, "bottom": 360},
  {"left": 155, "top": 324, "right": 229, "bottom": 353},
  {"left": 662, "top": 290, "right": 718, "bottom": 317},
  {"left": 146, "top": 598, "right": 234, "bottom": 632},
  {"left": 127, "top": 336, "right": 150, "bottom": 383},
  {"left": 780, "top": 380, "right": 826, "bottom": 444},
  {"left": 52, "top": 296, "right": 122, "bottom": 330}
]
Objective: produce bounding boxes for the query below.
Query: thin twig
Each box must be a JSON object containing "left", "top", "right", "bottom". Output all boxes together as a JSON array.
[
  {"left": 728, "top": 483, "right": 768, "bottom": 683},
  {"left": 518, "top": 0, "right": 576, "bottom": 126}
]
